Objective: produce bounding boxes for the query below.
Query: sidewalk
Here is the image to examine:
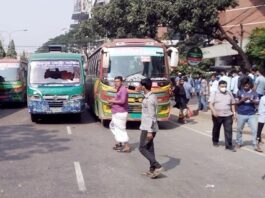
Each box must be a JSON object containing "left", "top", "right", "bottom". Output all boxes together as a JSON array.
[{"left": 170, "top": 98, "right": 265, "bottom": 139}]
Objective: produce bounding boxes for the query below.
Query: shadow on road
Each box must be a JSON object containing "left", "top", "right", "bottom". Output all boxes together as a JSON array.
[
  {"left": 0, "top": 103, "right": 26, "bottom": 119},
  {"left": 36, "top": 109, "right": 98, "bottom": 125},
  {"left": 161, "top": 155, "right": 181, "bottom": 171},
  {"left": 0, "top": 124, "right": 70, "bottom": 161}
]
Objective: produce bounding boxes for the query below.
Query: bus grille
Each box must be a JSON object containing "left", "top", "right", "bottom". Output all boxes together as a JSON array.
[
  {"left": 128, "top": 105, "right": 142, "bottom": 113},
  {"left": 43, "top": 95, "right": 68, "bottom": 108},
  {"left": 47, "top": 101, "right": 64, "bottom": 108}
]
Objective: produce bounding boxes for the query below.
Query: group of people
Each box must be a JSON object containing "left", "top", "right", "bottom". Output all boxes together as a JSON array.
[
  {"left": 107, "top": 76, "right": 164, "bottom": 179},
  {"left": 172, "top": 68, "right": 265, "bottom": 152},
  {"left": 209, "top": 68, "right": 265, "bottom": 152},
  {"left": 172, "top": 73, "right": 210, "bottom": 123},
  {"left": 105, "top": 68, "right": 265, "bottom": 180}
]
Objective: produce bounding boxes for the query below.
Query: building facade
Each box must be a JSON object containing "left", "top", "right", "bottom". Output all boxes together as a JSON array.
[{"left": 203, "top": 0, "right": 265, "bottom": 67}]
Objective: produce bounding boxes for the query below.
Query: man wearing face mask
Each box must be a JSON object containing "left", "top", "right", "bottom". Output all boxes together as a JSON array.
[
  {"left": 235, "top": 77, "right": 261, "bottom": 152},
  {"left": 209, "top": 80, "right": 236, "bottom": 152}
]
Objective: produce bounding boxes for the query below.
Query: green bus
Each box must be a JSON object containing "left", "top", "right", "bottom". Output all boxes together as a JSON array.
[
  {"left": 27, "top": 52, "right": 86, "bottom": 122},
  {"left": 0, "top": 58, "right": 28, "bottom": 105}
]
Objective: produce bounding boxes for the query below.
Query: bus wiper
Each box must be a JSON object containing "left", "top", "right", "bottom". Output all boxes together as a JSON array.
[{"left": 125, "top": 71, "right": 143, "bottom": 79}]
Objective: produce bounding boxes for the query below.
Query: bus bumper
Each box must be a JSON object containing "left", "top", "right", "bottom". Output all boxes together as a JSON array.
[{"left": 28, "top": 99, "right": 85, "bottom": 114}]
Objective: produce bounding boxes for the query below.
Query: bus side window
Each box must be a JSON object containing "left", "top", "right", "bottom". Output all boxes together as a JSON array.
[{"left": 96, "top": 60, "right": 100, "bottom": 77}]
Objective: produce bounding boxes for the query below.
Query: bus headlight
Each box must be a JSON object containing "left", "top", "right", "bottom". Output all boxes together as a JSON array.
[
  {"left": 71, "top": 94, "right": 84, "bottom": 100},
  {"left": 28, "top": 95, "right": 41, "bottom": 101}
]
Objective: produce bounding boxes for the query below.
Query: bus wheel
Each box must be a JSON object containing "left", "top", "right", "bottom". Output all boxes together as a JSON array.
[
  {"left": 31, "top": 114, "right": 39, "bottom": 123},
  {"left": 74, "top": 113, "right": 82, "bottom": 122},
  {"left": 101, "top": 119, "right": 109, "bottom": 128}
]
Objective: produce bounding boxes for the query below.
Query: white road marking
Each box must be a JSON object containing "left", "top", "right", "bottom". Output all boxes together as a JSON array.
[
  {"left": 169, "top": 120, "right": 265, "bottom": 158},
  {"left": 67, "top": 126, "right": 72, "bottom": 135},
  {"left": 74, "top": 162, "right": 87, "bottom": 192}
]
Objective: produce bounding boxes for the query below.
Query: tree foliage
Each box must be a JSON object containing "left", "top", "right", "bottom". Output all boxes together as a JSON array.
[
  {"left": 6, "top": 40, "right": 17, "bottom": 58},
  {"left": 88, "top": 0, "right": 253, "bottom": 69},
  {"left": 0, "top": 40, "right": 6, "bottom": 58},
  {"left": 246, "top": 28, "right": 265, "bottom": 67}
]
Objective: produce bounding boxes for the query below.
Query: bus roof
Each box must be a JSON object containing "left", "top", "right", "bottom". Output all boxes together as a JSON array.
[
  {"left": 29, "top": 53, "right": 82, "bottom": 61},
  {"left": 101, "top": 38, "right": 165, "bottom": 48}
]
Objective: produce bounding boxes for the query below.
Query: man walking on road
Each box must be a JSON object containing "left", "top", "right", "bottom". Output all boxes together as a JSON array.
[
  {"left": 253, "top": 68, "right": 265, "bottom": 99},
  {"left": 209, "top": 80, "right": 236, "bottom": 152},
  {"left": 108, "top": 76, "right": 130, "bottom": 153},
  {"left": 235, "top": 77, "right": 261, "bottom": 152},
  {"left": 139, "top": 78, "right": 163, "bottom": 179}
]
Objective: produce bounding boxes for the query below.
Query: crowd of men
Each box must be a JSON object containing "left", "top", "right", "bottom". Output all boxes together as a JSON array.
[
  {"left": 103, "top": 68, "right": 265, "bottom": 179},
  {"left": 172, "top": 68, "right": 265, "bottom": 153}
]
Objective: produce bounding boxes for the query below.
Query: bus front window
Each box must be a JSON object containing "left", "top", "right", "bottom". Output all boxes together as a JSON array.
[
  {"left": 30, "top": 60, "right": 81, "bottom": 85},
  {"left": 0, "top": 64, "right": 20, "bottom": 82},
  {"left": 107, "top": 47, "right": 166, "bottom": 81}
]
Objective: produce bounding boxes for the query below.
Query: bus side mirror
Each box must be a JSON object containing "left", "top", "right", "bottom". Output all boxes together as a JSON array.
[
  {"left": 102, "top": 48, "right": 110, "bottom": 69},
  {"left": 167, "top": 47, "right": 179, "bottom": 68}
]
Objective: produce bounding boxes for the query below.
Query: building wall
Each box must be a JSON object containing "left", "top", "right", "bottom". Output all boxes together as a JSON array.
[{"left": 219, "top": 0, "right": 265, "bottom": 39}]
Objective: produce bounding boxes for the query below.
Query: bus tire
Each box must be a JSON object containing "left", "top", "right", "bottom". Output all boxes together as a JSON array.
[
  {"left": 31, "top": 114, "right": 39, "bottom": 123},
  {"left": 74, "top": 113, "right": 82, "bottom": 122}
]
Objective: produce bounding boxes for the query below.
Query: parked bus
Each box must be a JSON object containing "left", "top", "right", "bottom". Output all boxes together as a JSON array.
[
  {"left": 0, "top": 58, "right": 28, "bottom": 105},
  {"left": 27, "top": 50, "right": 86, "bottom": 122},
  {"left": 86, "top": 38, "right": 171, "bottom": 126}
]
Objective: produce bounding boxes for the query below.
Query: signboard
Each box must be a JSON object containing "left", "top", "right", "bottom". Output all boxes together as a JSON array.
[{"left": 187, "top": 47, "right": 203, "bottom": 66}]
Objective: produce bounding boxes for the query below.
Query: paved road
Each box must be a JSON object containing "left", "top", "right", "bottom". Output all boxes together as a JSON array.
[{"left": 0, "top": 105, "right": 265, "bottom": 198}]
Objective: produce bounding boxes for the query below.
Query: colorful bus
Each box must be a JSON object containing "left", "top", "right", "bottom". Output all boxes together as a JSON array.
[
  {"left": 86, "top": 38, "right": 171, "bottom": 125},
  {"left": 0, "top": 58, "right": 28, "bottom": 105},
  {"left": 27, "top": 52, "right": 86, "bottom": 122}
]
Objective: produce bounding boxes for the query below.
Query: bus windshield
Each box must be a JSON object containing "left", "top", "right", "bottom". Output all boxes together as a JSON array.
[
  {"left": 30, "top": 60, "right": 81, "bottom": 85},
  {"left": 107, "top": 47, "right": 166, "bottom": 81},
  {"left": 0, "top": 63, "right": 19, "bottom": 82}
]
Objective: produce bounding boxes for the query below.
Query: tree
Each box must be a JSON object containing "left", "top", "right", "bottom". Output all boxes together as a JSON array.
[
  {"left": 246, "top": 28, "right": 265, "bottom": 69},
  {"left": 89, "top": 0, "right": 253, "bottom": 69},
  {"left": 0, "top": 40, "right": 6, "bottom": 58},
  {"left": 6, "top": 40, "right": 17, "bottom": 58}
]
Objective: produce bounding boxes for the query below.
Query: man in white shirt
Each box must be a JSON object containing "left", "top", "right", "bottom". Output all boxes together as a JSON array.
[
  {"left": 230, "top": 70, "right": 239, "bottom": 97},
  {"left": 209, "top": 74, "right": 219, "bottom": 96},
  {"left": 220, "top": 71, "right": 232, "bottom": 92}
]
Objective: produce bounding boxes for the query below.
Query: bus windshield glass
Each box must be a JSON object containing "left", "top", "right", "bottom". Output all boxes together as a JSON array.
[
  {"left": 0, "top": 63, "right": 19, "bottom": 82},
  {"left": 30, "top": 60, "right": 81, "bottom": 85},
  {"left": 107, "top": 47, "right": 166, "bottom": 81}
]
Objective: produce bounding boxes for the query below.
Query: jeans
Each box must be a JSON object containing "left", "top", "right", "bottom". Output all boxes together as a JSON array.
[
  {"left": 200, "top": 95, "right": 208, "bottom": 111},
  {"left": 139, "top": 131, "right": 161, "bottom": 172},
  {"left": 212, "top": 115, "right": 233, "bottom": 148},
  {"left": 236, "top": 114, "right": 257, "bottom": 146},
  {"left": 196, "top": 92, "right": 202, "bottom": 110},
  {"left": 257, "top": 122, "right": 264, "bottom": 142}
]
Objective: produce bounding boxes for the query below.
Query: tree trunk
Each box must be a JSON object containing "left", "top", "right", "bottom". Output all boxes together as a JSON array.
[{"left": 217, "top": 22, "right": 251, "bottom": 70}]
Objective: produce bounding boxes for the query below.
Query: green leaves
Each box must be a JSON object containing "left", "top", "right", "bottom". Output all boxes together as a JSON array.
[
  {"left": 0, "top": 40, "right": 6, "bottom": 58},
  {"left": 6, "top": 40, "right": 17, "bottom": 58},
  {"left": 246, "top": 28, "right": 265, "bottom": 66}
]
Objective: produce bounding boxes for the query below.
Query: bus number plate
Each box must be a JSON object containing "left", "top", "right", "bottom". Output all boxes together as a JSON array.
[{"left": 50, "top": 108, "right": 62, "bottom": 113}]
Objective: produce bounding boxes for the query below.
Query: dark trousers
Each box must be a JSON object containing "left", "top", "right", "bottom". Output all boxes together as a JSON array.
[
  {"left": 139, "top": 130, "right": 161, "bottom": 172},
  {"left": 257, "top": 122, "right": 264, "bottom": 142},
  {"left": 212, "top": 115, "right": 233, "bottom": 148}
]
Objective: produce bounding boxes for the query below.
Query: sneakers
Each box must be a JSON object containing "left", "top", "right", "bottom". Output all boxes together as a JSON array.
[
  {"left": 142, "top": 167, "right": 164, "bottom": 179},
  {"left": 150, "top": 167, "right": 164, "bottom": 179},
  {"left": 213, "top": 142, "right": 219, "bottom": 147},
  {"left": 225, "top": 146, "right": 236, "bottom": 152}
]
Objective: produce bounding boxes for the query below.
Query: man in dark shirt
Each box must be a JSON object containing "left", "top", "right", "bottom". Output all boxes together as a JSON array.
[{"left": 235, "top": 77, "right": 261, "bottom": 152}]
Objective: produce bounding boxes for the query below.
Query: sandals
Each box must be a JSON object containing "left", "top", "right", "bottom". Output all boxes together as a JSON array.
[
  {"left": 113, "top": 143, "right": 122, "bottom": 150},
  {"left": 117, "top": 148, "right": 131, "bottom": 153}
]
